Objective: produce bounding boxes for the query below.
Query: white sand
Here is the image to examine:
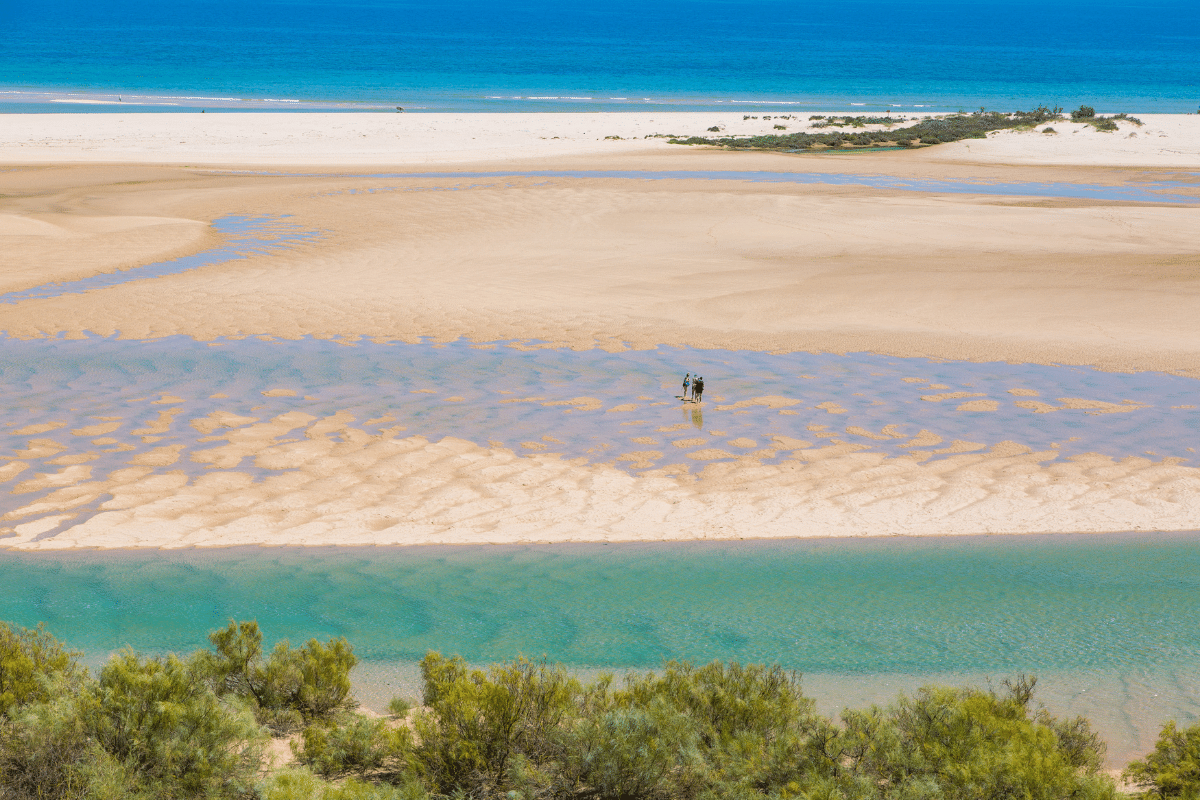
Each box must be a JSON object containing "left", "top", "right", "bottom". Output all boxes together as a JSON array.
[{"left": 2, "top": 111, "right": 1198, "bottom": 167}]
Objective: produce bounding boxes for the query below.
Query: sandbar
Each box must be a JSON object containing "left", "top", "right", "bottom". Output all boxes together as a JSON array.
[{"left": 1, "top": 111, "right": 1198, "bottom": 548}]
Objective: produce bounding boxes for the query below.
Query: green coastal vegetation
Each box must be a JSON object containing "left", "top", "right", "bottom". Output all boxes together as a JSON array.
[
  {"left": 1, "top": 620, "right": 1198, "bottom": 799},
  {"left": 671, "top": 106, "right": 1143, "bottom": 151}
]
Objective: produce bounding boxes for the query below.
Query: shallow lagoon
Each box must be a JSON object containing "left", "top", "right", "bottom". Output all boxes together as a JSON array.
[
  {"left": 5, "top": 534, "right": 1198, "bottom": 673},
  {"left": 2, "top": 535, "right": 1199, "bottom": 763},
  {"left": 223, "top": 168, "right": 1200, "bottom": 204}
]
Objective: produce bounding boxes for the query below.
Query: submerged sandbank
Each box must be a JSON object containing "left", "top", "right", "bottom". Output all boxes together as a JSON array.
[{"left": 0, "top": 335, "right": 1197, "bottom": 548}]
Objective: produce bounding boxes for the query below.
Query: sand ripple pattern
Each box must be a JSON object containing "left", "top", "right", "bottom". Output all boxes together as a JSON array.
[{"left": 0, "top": 336, "right": 1197, "bottom": 548}]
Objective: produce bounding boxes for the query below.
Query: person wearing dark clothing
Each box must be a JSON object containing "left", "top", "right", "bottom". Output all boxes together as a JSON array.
[{"left": 692, "top": 376, "right": 704, "bottom": 403}]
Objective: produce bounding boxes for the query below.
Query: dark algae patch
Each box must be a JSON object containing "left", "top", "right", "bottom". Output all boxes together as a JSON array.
[{"left": 669, "top": 105, "right": 1138, "bottom": 151}]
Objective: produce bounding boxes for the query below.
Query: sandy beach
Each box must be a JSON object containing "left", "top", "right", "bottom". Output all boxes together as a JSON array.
[{"left": 1, "top": 111, "right": 1198, "bottom": 548}]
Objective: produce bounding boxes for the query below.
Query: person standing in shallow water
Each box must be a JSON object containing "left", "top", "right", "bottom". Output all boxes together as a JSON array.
[
  {"left": 682, "top": 373, "right": 691, "bottom": 400},
  {"left": 693, "top": 376, "right": 704, "bottom": 403}
]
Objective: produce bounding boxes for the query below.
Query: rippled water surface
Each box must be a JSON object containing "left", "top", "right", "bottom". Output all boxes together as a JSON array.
[
  {"left": 1, "top": 335, "right": 1197, "bottom": 535},
  {"left": 2, "top": 534, "right": 1198, "bottom": 673}
]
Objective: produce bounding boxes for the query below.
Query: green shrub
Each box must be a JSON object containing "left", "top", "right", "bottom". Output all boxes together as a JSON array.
[
  {"left": 1072, "top": 105, "right": 1097, "bottom": 119},
  {"left": 1091, "top": 118, "right": 1119, "bottom": 131},
  {"left": 1043, "top": 126, "right": 1058, "bottom": 134},
  {"left": 0, "top": 688, "right": 128, "bottom": 800},
  {"left": 297, "top": 715, "right": 408, "bottom": 778},
  {"left": 413, "top": 653, "right": 580, "bottom": 795},
  {"left": 196, "top": 620, "right": 358, "bottom": 729},
  {"left": 83, "top": 650, "right": 264, "bottom": 797},
  {"left": 669, "top": 105, "right": 1077, "bottom": 151},
  {"left": 842, "top": 676, "right": 1114, "bottom": 799},
  {"left": 1125, "top": 720, "right": 1200, "bottom": 798},
  {"left": 564, "top": 699, "right": 703, "bottom": 800},
  {"left": 387, "top": 696, "right": 415, "bottom": 717},
  {"left": 0, "top": 625, "right": 1141, "bottom": 800},
  {"left": 0, "top": 650, "right": 263, "bottom": 799},
  {"left": 0, "top": 622, "right": 84, "bottom": 717},
  {"left": 261, "top": 767, "right": 429, "bottom": 800}
]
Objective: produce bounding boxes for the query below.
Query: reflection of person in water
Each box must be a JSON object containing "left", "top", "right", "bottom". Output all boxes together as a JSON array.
[{"left": 690, "top": 403, "right": 704, "bottom": 429}]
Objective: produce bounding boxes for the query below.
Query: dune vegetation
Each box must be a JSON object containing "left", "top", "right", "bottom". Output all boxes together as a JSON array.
[
  {"left": 0, "top": 620, "right": 1195, "bottom": 799},
  {"left": 670, "top": 106, "right": 1142, "bottom": 151}
]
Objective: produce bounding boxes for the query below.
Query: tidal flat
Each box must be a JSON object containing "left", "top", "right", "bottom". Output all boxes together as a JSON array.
[
  {"left": 1, "top": 334, "right": 1197, "bottom": 546},
  {"left": 3, "top": 114, "right": 1200, "bottom": 774}
]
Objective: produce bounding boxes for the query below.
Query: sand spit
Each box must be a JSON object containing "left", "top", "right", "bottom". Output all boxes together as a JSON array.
[
  {"left": 2, "top": 112, "right": 1199, "bottom": 168},
  {"left": 3, "top": 416, "right": 1199, "bottom": 550}
]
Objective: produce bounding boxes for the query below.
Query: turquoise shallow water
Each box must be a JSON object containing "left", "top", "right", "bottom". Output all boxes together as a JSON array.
[
  {"left": 3, "top": 534, "right": 1200, "bottom": 674},
  {"left": 6, "top": 536, "right": 1198, "bottom": 764}
]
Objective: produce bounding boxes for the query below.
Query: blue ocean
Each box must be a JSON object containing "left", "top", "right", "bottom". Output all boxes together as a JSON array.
[{"left": 2, "top": 0, "right": 1198, "bottom": 113}]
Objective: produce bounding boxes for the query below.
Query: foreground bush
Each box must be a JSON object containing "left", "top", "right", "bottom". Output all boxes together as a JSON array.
[
  {"left": 0, "top": 622, "right": 85, "bottom": 717},
  {"left": 0, "top": 619, "right": 1170, "bottom": 799},
  {"left": 260, "top": 767, "right": 428, "bottom": 800},
  {"left": 0, "top": 647, "right": 262, "bottom": 799},
  {"left": 297, "top": 715, "right": 410, "bottom": 778},
  {"left": 196, "top": 620, "right": 358, "bottom": 731},
  {"left": 1125, "top": 720, "right": 1200, "bottom": 798},
  {"left": 403, "top": 655, "right": 1114, "bottom": 799}
]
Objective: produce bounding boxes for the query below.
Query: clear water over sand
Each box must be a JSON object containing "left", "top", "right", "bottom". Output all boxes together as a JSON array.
[
  {"left": 1, "top": 334, "right": 1197, "bottom": 539},
  {"left": 0, "top": 214, "right": 319, "bottom": 305},
  {"left": 224, "top": 169, "right": 1200, "bottom": 205},
  {"left": 2, "top": 535, "right": 1198, "bottom": 762}
]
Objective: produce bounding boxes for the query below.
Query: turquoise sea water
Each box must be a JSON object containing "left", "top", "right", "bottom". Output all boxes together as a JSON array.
[{"left": 2, "top": 0, "right": 1199, "bottom": 112}]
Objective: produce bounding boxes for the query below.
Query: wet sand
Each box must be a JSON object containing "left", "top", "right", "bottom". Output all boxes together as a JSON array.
[{"left": 1, "top": 113, "right": 1199, "bottom": 547}]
